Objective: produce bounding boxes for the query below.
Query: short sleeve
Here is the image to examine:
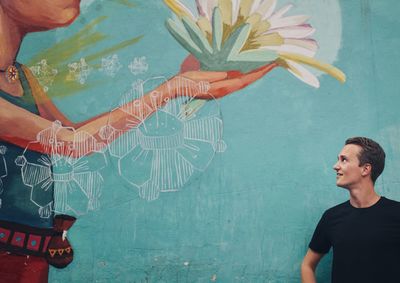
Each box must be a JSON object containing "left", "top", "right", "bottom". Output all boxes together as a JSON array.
[{"left": 309, "top": 211, "right": 331, "bottom": 254}]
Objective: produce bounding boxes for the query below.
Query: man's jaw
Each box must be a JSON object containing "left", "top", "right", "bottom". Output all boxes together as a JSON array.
[{"left": 335, "top": 172, "right": 346, "bottom": 188}]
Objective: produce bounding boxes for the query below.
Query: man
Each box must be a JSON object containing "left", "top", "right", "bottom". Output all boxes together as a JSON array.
[{"left": 301, "top": 137, "right": 400, "bottom": 283}]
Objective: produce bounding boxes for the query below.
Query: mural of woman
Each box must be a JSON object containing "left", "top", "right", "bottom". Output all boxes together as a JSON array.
[{"left": 0, "top": 1, "right": 278, "bottom": 282}]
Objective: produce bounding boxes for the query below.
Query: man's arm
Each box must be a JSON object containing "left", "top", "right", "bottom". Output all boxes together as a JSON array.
[{"left": 301, "top": 249, "right": 325, "bottom": 283}]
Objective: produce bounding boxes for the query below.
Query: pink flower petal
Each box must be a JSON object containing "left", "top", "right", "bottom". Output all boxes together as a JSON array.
[
  {"left": 269, "top": 4, "right": 293, "bottom": 20},
  {"left": 284, "top": 38, "right": 319, "bottom": 52},
  {"left": 262, "top": 44, "right": 316, "bottom": 57},
  {"left": 266, "top": 24, "right": 316, "bottom": 39},
  {"left": 285, "top": 59, "right": 320, "bottom": 88},
  {"left": 269, "top": 15, "right": 310, "bottom": 29}
]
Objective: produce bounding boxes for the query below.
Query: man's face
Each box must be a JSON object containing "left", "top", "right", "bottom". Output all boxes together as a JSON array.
[{"left": 333, "top": 144, "right": 365, "bottom": 189}]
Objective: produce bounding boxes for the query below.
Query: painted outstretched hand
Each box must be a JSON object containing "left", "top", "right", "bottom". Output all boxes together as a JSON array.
[{"left": 177, "top": 55, "right": 278, "bottom": 99}]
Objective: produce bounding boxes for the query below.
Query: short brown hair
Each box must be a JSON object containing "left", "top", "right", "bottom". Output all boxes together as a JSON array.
[{"left": 345, "top": 137, "right": 386, "bottom": 183}]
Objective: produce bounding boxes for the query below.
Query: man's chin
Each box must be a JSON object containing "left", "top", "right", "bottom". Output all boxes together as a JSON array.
[{"left": 336, "top": 182, "right": 349, "bottom": 189}]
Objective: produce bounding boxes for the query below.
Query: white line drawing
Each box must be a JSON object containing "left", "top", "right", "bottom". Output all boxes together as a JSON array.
[
  {"left": 128, "top": 56, "right": 149, "bottom": 75},
  {"left": 100, "top": 54, "right": 123, "bottom": 77},
  {"left": 100, "top": 76, "right": 226, "bottom": 201},
  {"left": 29, "top": 59, "right": 58, "bottom": 92},
  {"left": 15, "top": 121, "right": 107, "bottom": 217},
  {"left": 0, "top": 145, "right": 8, "bottom": 195},
  {"left": 67, "top": 58, "right": 92, "bottom": 84}
]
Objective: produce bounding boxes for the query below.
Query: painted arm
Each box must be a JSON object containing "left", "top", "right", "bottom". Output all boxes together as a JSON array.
[
  {"left": 301, "top": 249, "right": 325, "bottom": 283},
  {"left": 1, "top": 63, "right": 278, "bottom": 156}
]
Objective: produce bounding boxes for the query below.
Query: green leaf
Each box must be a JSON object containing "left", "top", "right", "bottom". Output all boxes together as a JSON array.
[
  {"left": 182, "top": 16, "right": 213, "bottom": 54},
  {"left": 222, "top": 24, "right": 251, "bottom": 60},
  {"left": 165, "top": 18, "right": 203, "bottom": 57},
  {"left": 229, "top": 48, "right": 277, "bottom": 62},
  {"left": 212, "top": 7, "right": 223, "bottom": 51}
]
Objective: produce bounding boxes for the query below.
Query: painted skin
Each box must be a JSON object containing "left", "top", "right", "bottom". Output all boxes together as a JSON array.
[{"left": 0, "top": 0, "right": 81, "bottom": 31}]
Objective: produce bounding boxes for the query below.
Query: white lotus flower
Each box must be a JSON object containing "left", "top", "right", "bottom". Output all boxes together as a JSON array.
[{"left": 164, "top": 0, "right": 345, "bottom": 88}]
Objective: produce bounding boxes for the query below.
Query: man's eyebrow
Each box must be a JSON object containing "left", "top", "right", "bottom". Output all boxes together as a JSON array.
[{"left": 338, "top": 154, "right": 347, "bottom": 159}]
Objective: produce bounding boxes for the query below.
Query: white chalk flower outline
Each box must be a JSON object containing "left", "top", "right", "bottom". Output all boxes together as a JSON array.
[
  {"left": 15, "top": 121, "right": 107, "bottom": 217},
  {"left": 101, "top": 76, "right": 226, "bottom": 201}
]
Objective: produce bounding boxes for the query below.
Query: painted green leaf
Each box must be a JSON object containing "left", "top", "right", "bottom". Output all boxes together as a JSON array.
[
  {"left": 165, "top": 19, "right": 203, "bottom": 57},
  {"left": 229, "top": 48, "right": 278, "bottom": 62},
  {"left": 212, "top": 7, "right": 223, "bottom": 51},
  {"left": 181, "top": 16, "right": 213, "bottom": 54},
  {"left": 224, "top": 24, "right": 251, "bottom": 59}
]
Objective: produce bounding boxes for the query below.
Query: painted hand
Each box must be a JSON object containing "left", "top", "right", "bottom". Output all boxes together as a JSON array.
[{"left": 177, "top": 55, "right": 278, "bottom": 99}]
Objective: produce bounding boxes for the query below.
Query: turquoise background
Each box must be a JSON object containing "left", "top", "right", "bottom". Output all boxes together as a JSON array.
[{"left": 18, "top": 0, "right": 400, "bottom": 282}]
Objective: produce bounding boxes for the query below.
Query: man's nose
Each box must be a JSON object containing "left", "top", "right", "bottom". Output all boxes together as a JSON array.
[{"left": 333, "top": 161, "right": 339, "bottom": 171}]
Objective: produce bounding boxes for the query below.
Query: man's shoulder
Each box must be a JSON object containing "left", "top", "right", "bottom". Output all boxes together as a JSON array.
[
  {"left": 326, "top": 200, "right": 350, "bottom": 213},
  {"left": 324, "top": 197, "right": 400, "bottom": 212},
  {"left": 319, "top": 200, "right": 350, "bottom": 220},
  {"left": 380, "top": 196, "right": 400, "bottom": 209},
  {"left": 381, "top": 196, "right": 400, "bottom": 204}
]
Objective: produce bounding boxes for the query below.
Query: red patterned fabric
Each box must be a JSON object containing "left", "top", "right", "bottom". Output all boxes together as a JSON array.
[{"left": 0, "top": 251, "right": 49, "bottom": 283}]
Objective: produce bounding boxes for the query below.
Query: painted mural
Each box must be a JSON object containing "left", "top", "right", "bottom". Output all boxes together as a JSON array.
[{"left": 4, "top": 0, "right": 398, "bottom": 282}]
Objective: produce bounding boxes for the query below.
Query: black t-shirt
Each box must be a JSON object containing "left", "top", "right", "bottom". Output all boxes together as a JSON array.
[{"left": 309, "top": 197, "right": 400, "bottom": 283}]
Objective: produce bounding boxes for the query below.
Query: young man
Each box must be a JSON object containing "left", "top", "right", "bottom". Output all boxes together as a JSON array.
[{"left": 301, "top": 137, "right": 400, "bottom": 283}]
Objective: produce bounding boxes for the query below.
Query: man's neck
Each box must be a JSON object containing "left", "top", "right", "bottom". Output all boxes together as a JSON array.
[{"left": 348, "top": 183, "right": 380, "bottom": 208}]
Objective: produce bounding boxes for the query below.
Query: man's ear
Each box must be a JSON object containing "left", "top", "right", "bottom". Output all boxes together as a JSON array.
[{"left": 361, "top": 163, "right": 372, "bottom": 177}]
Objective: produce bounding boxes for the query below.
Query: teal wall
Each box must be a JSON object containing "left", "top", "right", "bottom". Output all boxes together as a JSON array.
[{"left": 19, "top": 0, "right": 400, "bottom": 282}]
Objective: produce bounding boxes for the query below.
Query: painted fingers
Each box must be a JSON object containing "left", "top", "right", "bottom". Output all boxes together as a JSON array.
[{"left": 197, "top": 62, "right": 279, "bottom": 99}]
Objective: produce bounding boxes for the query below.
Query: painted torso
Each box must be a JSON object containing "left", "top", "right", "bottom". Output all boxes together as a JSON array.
[{"left": 0, "top": 63, "right": 53, "bottom": 228}]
